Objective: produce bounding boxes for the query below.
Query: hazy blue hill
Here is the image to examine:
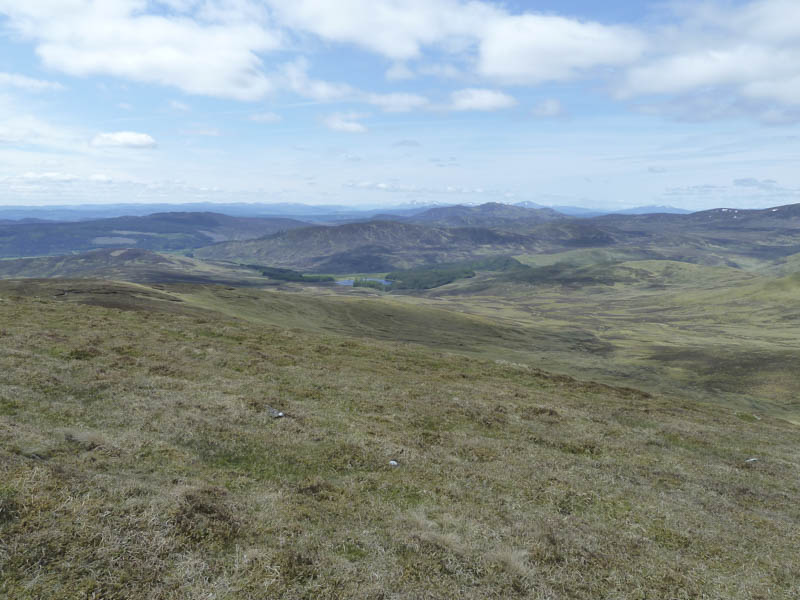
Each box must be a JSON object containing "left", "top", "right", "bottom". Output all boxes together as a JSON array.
[
  {"left": 402, "top": 202, "right": 563, "bottom": 231},
  {"left": 597, "top": 203, "right": 800, "bottom": 231},
  {"left": 0, "top": 201, "right": 451, "bottom": 222},
  {"left": 527, "top": 205, "right": 691, "bottom": 218},
  {"left": 611, "top": 205, "right": 692, "bottom": 215},
  {"left": 0, "top": 212, "right": 310, "bottom": 258}
]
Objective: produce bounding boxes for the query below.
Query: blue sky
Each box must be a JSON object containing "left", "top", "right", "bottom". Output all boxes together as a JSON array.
[{"left": 1, "top": 0, "right": 799, "bottom": 210}]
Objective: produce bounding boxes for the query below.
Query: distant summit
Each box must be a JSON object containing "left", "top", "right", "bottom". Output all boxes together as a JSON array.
[{"left": 405, "top": 202, "right": 563, "bottom": 231}]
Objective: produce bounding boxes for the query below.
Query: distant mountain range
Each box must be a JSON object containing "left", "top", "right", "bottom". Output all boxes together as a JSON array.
[
  {"left": 0, "top": 202, "right": 441, "bottom": 223},
  {"left": 3, "top": 201, "right": 800, "bottom": 274},
  {"left": 2, "top": 200, "right": 691, "bottom": 223},
  {"left": 514, "top": 201, "right": 691, "bottom": 217}
]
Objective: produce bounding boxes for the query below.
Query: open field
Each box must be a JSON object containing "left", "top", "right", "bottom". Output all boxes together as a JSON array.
[{"left": 2, "top": 279, "right": 799, "bottom": 599}]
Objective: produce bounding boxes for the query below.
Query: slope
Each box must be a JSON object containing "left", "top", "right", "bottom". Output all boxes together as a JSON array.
[
  {"left": 0, "top": 212, "right": 310, "bottom": 258},
  {"left": 1, "top": 279, "right": 798, "bottom": 599},
  {"left": 194, "top": 220, "right": 537, "bottom": 272},
  {"left": 0, "top": 248, "right": 273, "bottom": 286},
  {"left": 400, "top": 202, "right": 563, "bottom": 231}
]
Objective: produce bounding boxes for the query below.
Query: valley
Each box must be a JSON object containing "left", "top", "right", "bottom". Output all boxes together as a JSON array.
[
  {"left": 2, "top": 201, "right": 800, "bottom": 598},
  {"left": 3, "top": 202, "right": 799, "bottom": 420}
]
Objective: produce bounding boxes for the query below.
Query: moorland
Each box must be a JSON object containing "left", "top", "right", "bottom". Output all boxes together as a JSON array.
[{"left": 1, "top": 201, "right": 799, "bottom": 598}]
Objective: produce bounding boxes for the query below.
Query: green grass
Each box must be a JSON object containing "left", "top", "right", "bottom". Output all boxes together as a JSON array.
[
  {"left": 400, "top": 258, "right": 800, "bottom": 419},
  {"left": 1, "top": 279, "right": 800, "bottom": 599}
]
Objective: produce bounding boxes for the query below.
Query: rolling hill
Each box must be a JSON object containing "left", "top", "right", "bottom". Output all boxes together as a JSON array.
[
  {"left": 399, "top": 202, "right": 564, "bottom": 231},
  {"left": 0, "top": 248, "right": 273, "bottom": 286},
  {"left": 0, "top": 212, "right": 310, "bottom": 258},
  {"left": 194, "top": 220, "right": 539, "bottom": 272}
]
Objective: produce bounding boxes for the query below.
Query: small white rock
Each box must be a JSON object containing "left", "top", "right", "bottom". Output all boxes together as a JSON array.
[{"left": 389, "top": 460, "right": 399, "bottom": 467}]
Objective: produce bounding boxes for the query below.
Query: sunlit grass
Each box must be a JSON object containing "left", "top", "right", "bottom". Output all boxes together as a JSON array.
[{"left": 1, "top": 279, "right": 799, "bottom": 598}]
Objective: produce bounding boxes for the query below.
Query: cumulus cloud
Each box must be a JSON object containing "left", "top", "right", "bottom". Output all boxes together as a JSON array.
[
  {"left": 0, "top": 0, "right": 280, "bottom": 100},
  {"left": 3, "top": 0, "right": 799, "bottom": 125},
  {"left": 281, "top": 57, "right": 354, "bottom": 101},
  {"left": 90, "top": 131, "right": 157, "bottom": 148},
  {"left": 267, "top": 1, "right": 645, "bottom": 87},
  {"left": 617, "top": 0, "right": 800, "bottom": 121},
  {"left": 0, "top": 72, "right": 63, "bottom": 92},
  {"left": 323, "top": 113, "right": 367, "bottom": 133},
  {"left": 478, "top": 14, "right": 645, "bottom": 84},
  {"left": 266, "top": 0, "right": 497, "bottom": 61},
  {"left": 450, "top": 88, "right": 516, "bottom": 111}
]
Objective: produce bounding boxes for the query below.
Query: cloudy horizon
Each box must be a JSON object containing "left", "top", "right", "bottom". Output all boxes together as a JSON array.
[{"left": 1, "top": 0, "right": 799, "bottom": 210}]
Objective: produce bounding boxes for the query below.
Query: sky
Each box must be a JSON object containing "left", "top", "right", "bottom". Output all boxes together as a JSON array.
[{"left": 1, "top": 0, "right": 800, "bottom": 210}]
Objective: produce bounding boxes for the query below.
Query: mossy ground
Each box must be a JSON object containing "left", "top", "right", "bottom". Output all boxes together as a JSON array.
[{"left": 1, "top": 280, "right": 799, "bottom": 599}]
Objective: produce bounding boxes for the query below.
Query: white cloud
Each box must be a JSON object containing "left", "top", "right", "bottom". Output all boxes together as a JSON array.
[
  {"left": 0, "top": 72, "right": 63, "bottom": 92},
  {"left": 0, "top": 1, "right": 280, "bottom": 100},
  {"left": 250, "top": 111, "right": 282, "bottom": 123},
  {"left": 478, "top": 14, "right": 645, "bottom": 84},
  {"left": 617, "top": 0, "right": 800, "bottom": 119},
  {"left": 282, "top": 58, "right": 428, "bottom": 112},
  {"left": 0, "top": 96, "right": 83, "bottom": 151},
  {"left": 281, "top": 57, "right": 354, "bottom": 101},
  {"left": 2, "top": 0, "right": 798, "bottom": 130},
  {"left": 365, "top": 92, "right": 429, "bottom": 112},
  {"left": 323, "top": 112, "right": 367, "bottom": 133},
  {"left": 450, "top": 88, "right": 516, "bottom": 111},
  {"left": 90, "top": 131, "right": 157, "bottom": 148},
  {"left": 267, "top": 1, "right": 642, "bottom": 87},
  {"left": 266, "top": 0, "right": 498, "bottom": 61},
  {"left": 532, "top": 99, "right": 565, "bottom": 118}
]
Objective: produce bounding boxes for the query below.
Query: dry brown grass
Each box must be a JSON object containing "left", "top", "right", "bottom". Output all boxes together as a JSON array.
[{"left": 1, "top": 280, "right": 799, "bottom": 599}]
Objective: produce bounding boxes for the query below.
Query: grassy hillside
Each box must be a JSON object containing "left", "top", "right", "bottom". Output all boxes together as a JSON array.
[
  {"left": 195, "top": 220, "right": 537, "bottom": 272},
  {"left": 0, "top": 249, "right": 278, "bottom": 285},
  {"left": 410, "top": 257, "right": 800, "bottom": 419},
  {"left": 0, "top": 212, "right": 310, "bottom": 258},
  {"left": 1, "top": 279, "right": 799, "bottom": 599}
]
